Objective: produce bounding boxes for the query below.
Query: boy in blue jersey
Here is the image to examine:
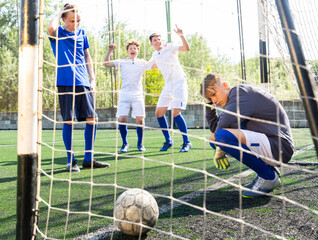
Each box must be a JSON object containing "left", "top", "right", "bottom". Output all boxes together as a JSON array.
[
  {"left": 201, "top": 73, "right": 294, "bottom": 198},
  {"left": 48, "top": 4, "right": 110, "bottom": 172}
]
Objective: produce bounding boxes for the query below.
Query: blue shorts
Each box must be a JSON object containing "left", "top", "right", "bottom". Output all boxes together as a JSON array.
[{"left": 58, "top": 86, "right": 97, "bottom": 121}]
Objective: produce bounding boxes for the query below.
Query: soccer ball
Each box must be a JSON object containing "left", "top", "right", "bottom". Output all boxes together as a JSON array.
[{"left": 114, "top": 188, "right": 159, "bottom": 236}]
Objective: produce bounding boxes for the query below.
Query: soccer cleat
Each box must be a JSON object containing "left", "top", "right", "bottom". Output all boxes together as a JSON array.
[
  {"left": 179, "top": 142, "right": 192, "bottom": 153},
  {"left": 242, "top": 172, "right": 281, "bottom": 198},
  {"left": 82, "top": 159, "right": 110, "bottom": 169},
  {"left": 160, "top": 142, "right": 173, "bottom": 151},
  {"left": 244, "top": 166, "right": 281, "bottom": 189},
  {"left": 269, "top": 165, "right": 281, "bottom": 177},
  {"left": 244, "top": 176, "right": 259, "bottom": 189},
  {"left": 66, "top": 161, "right": 80, "bottom": 172},
  {"left": 120, "top": 143, "right": 129, "bottom": 153},
  {"left": 137, "top": 143, "right": 146, "bottom": 152}
]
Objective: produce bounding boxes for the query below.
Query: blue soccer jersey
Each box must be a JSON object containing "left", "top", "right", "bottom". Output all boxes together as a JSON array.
[{"left": 49, "top": 26, "right": 90, "bottom": 87}]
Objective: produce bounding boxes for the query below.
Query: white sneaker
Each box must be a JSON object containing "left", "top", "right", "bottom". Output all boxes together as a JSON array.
[
  {"left": 66, "top": 161, "right": 80, "bottom": 172},
  {"left": 244, "top": 166, "right": 281, "bottom": 189},
  {"left": 244, "top": 176, "right": 259, "bottom": 189},
  {"left": 120, "top": 143, "right": 129, "bottom": 153},
  {"left": 243, "top": 172, "right": 280, "bottom": 198}
]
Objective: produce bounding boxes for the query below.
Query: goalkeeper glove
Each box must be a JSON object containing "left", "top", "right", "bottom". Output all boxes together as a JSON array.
[{"left": 214, "top": 146, "right": 230, "bottom": 169}]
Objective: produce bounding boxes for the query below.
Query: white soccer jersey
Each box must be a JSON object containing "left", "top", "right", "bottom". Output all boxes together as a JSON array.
[
  {"left": 149, "top": 43, "right": 188, "bottom": 109},
  {"left": 149, "top": 43, "right": 187, "bottom": 89},
  {"left": 114, "top": 58, "right": 152, "bottom": 96}
]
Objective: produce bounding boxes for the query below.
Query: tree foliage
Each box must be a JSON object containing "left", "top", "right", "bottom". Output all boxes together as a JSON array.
[
  {"left": 0, "top": 2, "right": 305, "bottom": 112},
  {"left": 0, "top": 0, "right": 18, "bottom": 111}
]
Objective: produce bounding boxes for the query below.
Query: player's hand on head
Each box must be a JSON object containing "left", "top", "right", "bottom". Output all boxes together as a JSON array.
[
  {"left": 58, "top": 9, "right": 63, "bottom": 19},
  {"left": 204, "top": 98, "right": 212, "bottom": 104},
  {"left": 213, "top": 146, "right": 230, "bottom": 170}
]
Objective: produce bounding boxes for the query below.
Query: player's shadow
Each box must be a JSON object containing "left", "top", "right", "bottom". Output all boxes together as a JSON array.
[
  {"left": 40, "top": 154, "right": 115, "bottom": 175},
  {"left": 110, "top": 231, "right": 149, "bottom": 240},
  {"left": 160, "top": 187, "right": 271, "bottom": 219},
  {"left": 117, "top": 150, "right": 175, "bottom": 160}
]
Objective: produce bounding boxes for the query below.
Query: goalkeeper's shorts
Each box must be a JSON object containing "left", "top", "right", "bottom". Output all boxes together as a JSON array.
[{"left": 241, "top": 130, "right": 275, "bottom": 166}]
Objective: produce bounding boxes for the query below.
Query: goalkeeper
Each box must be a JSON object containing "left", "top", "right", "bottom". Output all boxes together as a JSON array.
[{"left": 200, "top": 73, "right": 294, "bottom": 198}]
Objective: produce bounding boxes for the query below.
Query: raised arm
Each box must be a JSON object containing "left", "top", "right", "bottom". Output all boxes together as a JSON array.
[
  {"left": 174, "top": 25, "right": 190, "bottom": 52},
  {"left": 47, "top": 11, "right": 61, "bottom": 37},
  {"left": 103, "top": 44, "right": 116, "bottom": 67},
  {"left": 84, "top": 49, "right": 96, "bottom": 91}
]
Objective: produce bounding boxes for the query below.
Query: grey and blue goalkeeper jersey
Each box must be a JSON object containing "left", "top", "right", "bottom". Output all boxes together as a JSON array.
[{"left": 206, "top": 84, "right": 294, "bottom": 163}]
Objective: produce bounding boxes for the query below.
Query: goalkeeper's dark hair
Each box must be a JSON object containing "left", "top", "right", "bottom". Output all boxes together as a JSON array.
[
  {"left": 200, "top": 73, "right": 223, "bottom": 98},
  {"left": 149, "top": 33, "right": 161, "bottom": 42},
  {"left": 62, "top": 3, "right": 79, "bottom": 19}
]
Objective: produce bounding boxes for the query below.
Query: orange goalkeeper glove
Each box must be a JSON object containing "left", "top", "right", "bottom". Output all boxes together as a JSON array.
[{"left": 214, "top": 146, "right": 230, "bottom": 169}]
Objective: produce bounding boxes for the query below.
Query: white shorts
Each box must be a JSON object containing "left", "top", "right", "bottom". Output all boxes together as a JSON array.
[
  {"left": 116, "top": 95, "right": 145, "bottom": 118},
  {"left": 241, "top": 129, "right": 276, "bottom": 166},
  {"left": 157, "top": 82, "right": 188, "bottom": 110}
]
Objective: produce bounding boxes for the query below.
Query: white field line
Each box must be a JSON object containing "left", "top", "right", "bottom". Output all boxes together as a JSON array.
[
  {"left": 0, "top": 136, "right": 163, "bottom": 148},
  {"left": 293, "top": 144, "right": 315, "bottom": 155},
  {"left": 0, "top": 144, "right": 16, "bottom": 148}
]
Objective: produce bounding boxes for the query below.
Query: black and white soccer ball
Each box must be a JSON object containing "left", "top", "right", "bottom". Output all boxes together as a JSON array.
[{"left": 114, "top": 188, "right": 159, "bottom": 236}]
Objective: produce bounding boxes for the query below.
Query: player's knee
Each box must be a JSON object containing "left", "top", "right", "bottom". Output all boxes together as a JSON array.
[
  {"left": 172, "top": 113, "right": 180, "bottom": 118},
  {"left": 136, "top": 118, "right": 144, "bottom": 125},
  {"left": 119, "top": 116, "right": 128, "bottom": 123},
  {"left": 155, "top": 112, "right": 163, "bottom": 118},
  {"left": 215, "top": 129, "right": 232, "bottom": 152},
  {"left": 216, "top": 129, "right": 240, "bottom": 153},
  {"left": 87, "top": 117, "right": 98, "bottom": 125},
  {"left": 64, "top": 120, "right": 73, "bottom": 125},
  {"left": 171, "top": 109, "right": 181, "bottom": 118}
]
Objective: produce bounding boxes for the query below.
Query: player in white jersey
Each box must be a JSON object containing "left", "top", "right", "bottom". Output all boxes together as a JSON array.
[
  {"left": 104, "top": 40, "right": 152, "bottom": 153},
  {"left": 149, "top": 25, "right": 192, "bottom": 152}
]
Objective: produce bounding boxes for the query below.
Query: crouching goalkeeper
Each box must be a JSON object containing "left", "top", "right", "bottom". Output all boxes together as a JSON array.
[{"left": 200, "top": 73, "right": 294, "bottom": 198}]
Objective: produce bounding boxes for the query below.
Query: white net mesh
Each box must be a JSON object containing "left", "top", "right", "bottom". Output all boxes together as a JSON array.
[{"left": 35, "top": 0, "right": 318, "bottom": 239}]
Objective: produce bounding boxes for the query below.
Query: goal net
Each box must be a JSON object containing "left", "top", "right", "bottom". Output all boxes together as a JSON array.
[{"left": 29, "top": 0, "right": 318, "bottom": 239}]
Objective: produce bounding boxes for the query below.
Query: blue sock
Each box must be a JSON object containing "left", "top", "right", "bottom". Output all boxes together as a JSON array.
[
  {"left": 119, "top": 124, "right": 128, "bottom": 144},
  {"left": 63, "top": 123, "right": 75, "bottom": 164},
  {"left": 137, "top": 127, "right": 143, "bottom": 145},
  {"left": 215, "top": 129, "right": 275, "bottom": 180},
  {"left": 157, "top": 116, "right": 171, "bottom": 143},
  {"left": 209, "top": 142, "right": 216, "bottom": 150},
  {"left": 84, "top": 123, "right": 97, "bottom": 162},
  {"left": 174, "top": 114, "right": 190, "bottom": 143}
]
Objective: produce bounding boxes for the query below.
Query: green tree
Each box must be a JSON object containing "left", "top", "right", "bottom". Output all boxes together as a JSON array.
[
  {"left": 0, "top": 47, "right": 18, "bottom": 111},
  {"left": 144, "top": 69, "right": 164, "bottom": 106},
  {"left": 308, "top": 60, "right": 318, "bottom": 85},
  {"left": 0, "top": 0, "right": 18, "bottom": 54},
  {"left": 0, "top": 0, "right": 19, "bottom": 111}
]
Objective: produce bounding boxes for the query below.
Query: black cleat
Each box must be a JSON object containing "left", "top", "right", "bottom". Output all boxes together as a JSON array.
[
  {"left": 160, "top": 142, "right": 173, "bottom": 151},
  {"left": 82, "top": 159, "right": 110, "bottom": 169}
]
